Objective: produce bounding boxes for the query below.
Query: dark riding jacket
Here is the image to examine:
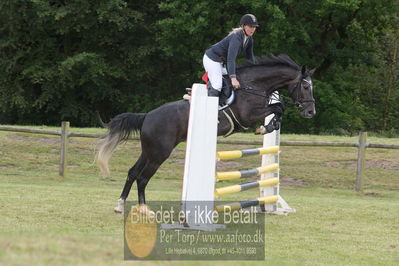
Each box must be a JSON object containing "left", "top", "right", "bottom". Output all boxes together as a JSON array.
[{"left": 205, "top": 28, "right": 256, "bottom": 78}]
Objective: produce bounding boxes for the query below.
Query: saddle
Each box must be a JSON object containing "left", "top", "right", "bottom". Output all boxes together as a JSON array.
[
  {"left": 201, "top": 72, "right": 236, "bottom": 110},
  {"left": 184, "top": 73, "right": 235, "bottom": 110}
]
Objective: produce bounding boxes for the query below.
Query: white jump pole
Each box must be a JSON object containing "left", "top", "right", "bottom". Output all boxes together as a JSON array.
[
  {"left": 162, "top": 83, "right": 223, "bottom": 231},
  {"left": 260, "top": 92, "right": 295, "bottom": 214}
]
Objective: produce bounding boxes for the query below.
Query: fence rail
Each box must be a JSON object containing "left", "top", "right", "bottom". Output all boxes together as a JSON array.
[
  {"left": 1, "top": 125, "right": 399, "bottom": 149},
  {"left": 1, "top": 123, "right": 398, "bottom": 191}
]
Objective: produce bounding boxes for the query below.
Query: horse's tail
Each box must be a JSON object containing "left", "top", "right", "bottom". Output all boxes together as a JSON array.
[{"left": 96, "top": 112, "right": 146, "bottom": 176}]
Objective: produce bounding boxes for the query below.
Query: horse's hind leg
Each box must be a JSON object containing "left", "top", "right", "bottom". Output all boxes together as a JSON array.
[
  {"left": 136, "top": 161, "right": 162, "bottom": 205},
  {"left": 114, "top": 155, "right": 166, "bottom": 213},
  {"left": 114, "top": 155, "right": 145, "bottom": 213},
  {"left": 115, "top": 161, "right": 162, "bottom": 216},
  {"left": 121, "top": 155, "right": 146, "bottom": 200},
  {"left": 114, "top": 160, "right": 163, "bottom": 214}
]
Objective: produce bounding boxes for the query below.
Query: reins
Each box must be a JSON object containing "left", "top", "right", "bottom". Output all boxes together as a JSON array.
[{"left": 235, "top": 77, "right": 315, "bottom": 107}]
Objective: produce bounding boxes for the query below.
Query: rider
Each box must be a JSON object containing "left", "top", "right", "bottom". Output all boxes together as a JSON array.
[{"left": 203, "top": 14, "right": 259, "bottom": 98}]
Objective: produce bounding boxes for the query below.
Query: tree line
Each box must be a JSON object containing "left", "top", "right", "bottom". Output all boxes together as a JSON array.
[{"left": 1, "top": 0, "right": 398, "bottom": 135}]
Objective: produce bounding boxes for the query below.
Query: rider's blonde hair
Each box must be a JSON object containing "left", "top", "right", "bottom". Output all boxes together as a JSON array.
[{"left": 229, "top": 27, "right": 243, "bottom": 35}]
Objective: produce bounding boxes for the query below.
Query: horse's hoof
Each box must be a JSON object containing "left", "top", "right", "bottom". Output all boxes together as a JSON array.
[
  {"left": 114, "top": 199, "right": 124, "bottom": 214},
  {"left": 255, "top": 126, "right": 266, "bottom": 135}
]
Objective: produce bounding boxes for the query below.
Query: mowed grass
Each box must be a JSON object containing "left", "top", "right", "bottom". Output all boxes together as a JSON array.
[{"left": 0, "top": 127, "right": 399, "bottom": 265}]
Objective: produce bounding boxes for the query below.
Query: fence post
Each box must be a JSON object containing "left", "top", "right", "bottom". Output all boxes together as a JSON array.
[
  {"left": 59, "top": 121, "right": 70, "bottom": 177},
  {"left": 355, "top": 131, "right": 367, "bottom": 192}
]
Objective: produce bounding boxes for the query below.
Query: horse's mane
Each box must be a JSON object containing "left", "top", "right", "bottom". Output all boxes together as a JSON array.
[{"left": 238, "top": 54, "right": 300, "bottom": 71}]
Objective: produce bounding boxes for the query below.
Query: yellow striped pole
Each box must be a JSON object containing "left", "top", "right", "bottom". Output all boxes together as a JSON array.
[
  {"left": 256, "top": 163, "right": 279, "bottom": 175},
  {"left": 215, "top": 195, "right": 279, "bottom": 212},
  {"left": 215, "top": 184, "right": 242, "bottom": 196},
  {"left": 216, "top": 150, "right": 243, "bottom": 160},
  {"left": 258, "top": 178, "right": 279, "bottom": 187},
  {"left": 216, "top": 163, "right": 279, "bottom": 181},
  {"left": 217, "top": 146, "right": 279, "bottom": 160},
  {"left": 215, "top": 178, "right": 279, "bottom": 196},
  {"left": 257, "top": 146, "right": 280, "bottom": 156},
  {"left": 259, "top": 195, "right": 279, "bottom": 204},
  {"left": 216, "top": 171, "right": 242, "bottom": 180}
]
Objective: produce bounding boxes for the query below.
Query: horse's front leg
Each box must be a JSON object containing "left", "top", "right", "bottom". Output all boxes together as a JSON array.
[{"left": 256, "top": 103, "right": 285, "bottom": 134}]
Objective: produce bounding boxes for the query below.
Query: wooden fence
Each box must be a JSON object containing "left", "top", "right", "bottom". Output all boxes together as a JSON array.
[{"left": 1, "top": 122, "right": 398, "bottom": 192}]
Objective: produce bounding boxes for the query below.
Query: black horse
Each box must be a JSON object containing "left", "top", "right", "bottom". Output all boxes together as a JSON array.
[{"left": 96, "top": 54, "right": 316, "bottom": 213}]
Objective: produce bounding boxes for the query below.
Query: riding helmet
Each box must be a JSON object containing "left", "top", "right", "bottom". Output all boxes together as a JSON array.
[{"left": 240, "top": 14, "right": 259, "bottom": 27}]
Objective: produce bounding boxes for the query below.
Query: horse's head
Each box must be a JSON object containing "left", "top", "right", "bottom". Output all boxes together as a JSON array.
[
  {"left": 288, "top": 66, "right": 316, "bottom": 118},
  {"left": 237, "top": 54, "right": 316, "bottom": 119}
]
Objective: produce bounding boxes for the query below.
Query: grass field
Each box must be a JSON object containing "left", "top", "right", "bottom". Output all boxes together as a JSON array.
[{"left": 0, "top": 126, "right": 398, "bottom": 265}]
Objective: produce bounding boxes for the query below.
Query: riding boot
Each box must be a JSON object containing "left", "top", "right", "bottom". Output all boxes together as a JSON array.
[
  {"left": 208, "top": 86, "right": 221, "bottom": 97},
  {"left": 218, "top": 92, "right": 227, "bottom": 106}
]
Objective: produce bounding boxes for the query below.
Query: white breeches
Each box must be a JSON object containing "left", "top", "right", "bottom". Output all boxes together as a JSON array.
[{"left": 203, "top": 54, "right": 227, "bottom": 91}]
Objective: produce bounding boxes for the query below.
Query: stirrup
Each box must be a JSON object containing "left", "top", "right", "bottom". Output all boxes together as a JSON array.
[{"left": 218, "top": 90, "right": 235, "bottom": 111}]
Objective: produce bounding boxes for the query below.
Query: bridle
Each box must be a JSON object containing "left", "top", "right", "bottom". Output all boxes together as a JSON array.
[{"left": 288, "top": 78, "right": 315, "bottom": 109}]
